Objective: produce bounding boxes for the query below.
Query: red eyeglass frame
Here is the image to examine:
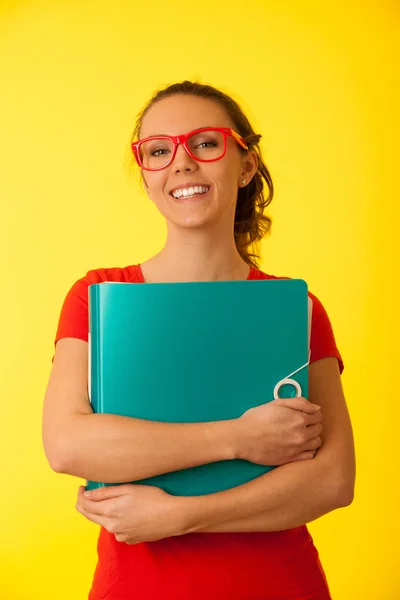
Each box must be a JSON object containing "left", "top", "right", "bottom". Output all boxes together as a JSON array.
[{"left": 131, "top": 127, "right": 249, "bottom": 171}]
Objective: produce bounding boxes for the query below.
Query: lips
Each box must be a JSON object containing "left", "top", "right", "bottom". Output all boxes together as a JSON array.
[
  {"left": 174, "top": 188, "right": 209, "bottom": 201},
  {"left": 169, "top": 183, "right": 211, "bottom": 196}
]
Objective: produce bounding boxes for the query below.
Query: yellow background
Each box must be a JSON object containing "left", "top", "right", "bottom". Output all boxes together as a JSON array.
[{"left": 1, "top": 0, "right": 398, "bottom": 598}]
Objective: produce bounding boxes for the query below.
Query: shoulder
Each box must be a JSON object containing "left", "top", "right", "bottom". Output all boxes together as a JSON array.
[
  {"left": 58, "top": 263, "right": 141, "bottom": 316},
  {"left": 54, "top": 264, "right": 140, "bottom": 349},
  {"left": 255, "top": 269, "right": 324, "bottom": 321},
  {"left": 64, "top": 264, "right": 141, "bottom": 297},
  {"left": 77, "top": 264, "right": 140, "bottom": 286},
  {"left": 255, "top": 269, "right": 326, "bottom": 321},
  {"left": 256, "top": 269, "right": 343, "bottom": 372}
]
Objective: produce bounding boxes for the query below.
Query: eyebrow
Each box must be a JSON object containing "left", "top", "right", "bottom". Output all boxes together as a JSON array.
[{"left": 143, "top": 126, "right": 219, "bottom": 138}]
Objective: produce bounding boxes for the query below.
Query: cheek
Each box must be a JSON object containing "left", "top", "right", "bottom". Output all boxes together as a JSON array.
[
  {"left": 215, "top": 165, "right": 240, "bottom": 197},
  {"left": 143, "top": 173, "right": 167, "bottom": 199},
  {"left": 215, "top": 156, "right": 241, "bottom": 184}
]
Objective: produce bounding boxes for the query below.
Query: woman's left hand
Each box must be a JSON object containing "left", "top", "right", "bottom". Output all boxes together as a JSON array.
[{"left": 76, "top": 483, "right": 187, "bottom": 544}]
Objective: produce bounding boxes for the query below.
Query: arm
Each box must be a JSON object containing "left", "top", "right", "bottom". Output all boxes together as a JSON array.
[
  {"left": 42, "top": 338, "right": 234, "bottom": 482},
  {"left": 179, "top": 357, "right": 355, "bottom": 534},
  {"left": 43, "top": 338, "right": 321, "bottom": 483}
]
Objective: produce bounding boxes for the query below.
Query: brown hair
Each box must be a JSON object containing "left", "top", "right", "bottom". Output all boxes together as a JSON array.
[{"left": 130, "top": 81, "right": 274, "bottom": 269}]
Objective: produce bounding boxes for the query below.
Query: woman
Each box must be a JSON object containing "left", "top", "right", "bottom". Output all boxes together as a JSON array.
[{"left": 42, "top": 80, "right": 355, "bottom": 599}]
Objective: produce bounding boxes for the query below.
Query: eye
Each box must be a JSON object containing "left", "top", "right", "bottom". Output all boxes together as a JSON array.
[
  {"left": 151, "top": 147, "right": 170, "bottom": 157},
  {"left": 141, "top": 139, "right": 173, "bottom": 159},
  {"left": 196, "top": 140, "right": 217, "bottom": 149}
]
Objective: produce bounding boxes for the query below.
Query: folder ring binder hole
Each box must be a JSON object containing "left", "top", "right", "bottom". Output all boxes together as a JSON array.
[
  {"left": 273, "top": 355, "right": 310, "bottom": 400},
  {"left": 273, "top": 377, "right": 302, "bottom": 399}
]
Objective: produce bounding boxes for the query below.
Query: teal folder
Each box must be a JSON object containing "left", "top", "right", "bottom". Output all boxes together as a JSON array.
[{"left": 86, "top": 279, "right": 310, "bottom": 495}]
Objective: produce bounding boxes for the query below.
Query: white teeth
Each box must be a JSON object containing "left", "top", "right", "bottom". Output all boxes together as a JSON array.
[{"left": 172, "top": 185, "right": 209, "bottom": 199}]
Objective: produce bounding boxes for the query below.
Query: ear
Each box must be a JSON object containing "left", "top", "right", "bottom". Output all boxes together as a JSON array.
[{"left": 239, "top": 150, "right": 258, "bottom": 186}]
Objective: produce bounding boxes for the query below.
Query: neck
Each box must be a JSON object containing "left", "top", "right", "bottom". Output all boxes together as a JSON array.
[{"left": 141, "top": 225, "right": 251, "bottom": 283}]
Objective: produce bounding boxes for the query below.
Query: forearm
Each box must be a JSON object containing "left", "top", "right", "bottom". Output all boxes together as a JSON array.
[
  {"left": 181, "top": 451, "right": 354, "bottom": 534},
  {"left": 52, "top": 414, "right": 234, "bottom": 482},
  {"left": 179, "top": 359, "right": 356, "bottom": 535}
]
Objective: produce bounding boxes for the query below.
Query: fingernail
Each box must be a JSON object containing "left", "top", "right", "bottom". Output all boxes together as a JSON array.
[{"left": 84, "top": 491, "right": 93, "bottom": 497}]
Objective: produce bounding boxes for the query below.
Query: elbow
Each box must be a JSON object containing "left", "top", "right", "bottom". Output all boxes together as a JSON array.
[
  {"left": 331, "top": 469, "right": 355, "bottom": 509},
  {"left": 319, "top": 448, "right": 355, "bottom": 510},
  {"left": 47, "top": 454, "right": 70, "bottom": 475},
  {"left": 42, "top": 435, "right": 74, "bottom": 475},
  {"left": 336, "top": 480, "right": 355, "bottom": 508}
]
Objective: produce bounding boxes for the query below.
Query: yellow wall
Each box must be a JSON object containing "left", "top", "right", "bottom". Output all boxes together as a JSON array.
[{"left": 1, "top": 1, "right": 398, "bottom": 598}]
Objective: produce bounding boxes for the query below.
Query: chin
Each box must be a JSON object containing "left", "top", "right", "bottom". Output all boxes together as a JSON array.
[
  {"left": 165, "top": 206, "right": 216, "bottom": 229},
  {"left": 175, "top": 215, "right": 213, "bottom": 228}
]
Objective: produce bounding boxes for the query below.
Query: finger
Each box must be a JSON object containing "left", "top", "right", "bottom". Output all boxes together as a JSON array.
[
  {"left": 78, "top": 486, "right": 115, "bottom": 516},
  {"left": 77, "top": 485, "right": 89, "bottom": 504},
  {"left": 305, "top": 410, "right": 323, "bottom": 426},
  {"left": 303, "top": 436, "right": 322, "bottom": 451},
  {"left": 79, "top": 509, "right": 107, "bottom": 529},
  {"left": 288, "top": 450, "right": 316, "bottom": 462},
  {"left": 84, "top": 484, "right": 130, "bottom": 502},
  {"left": 79, "top": 496, "right": 110, "bottom": 516},
  {"left": 273, "top": 397, "right": 320, "bottom": 413},
  {"left": 304, "top": 423, "right": 323, "bottom": 440},
  {"left": 76, "top": 500, "right": 107, "bottom": 528}
]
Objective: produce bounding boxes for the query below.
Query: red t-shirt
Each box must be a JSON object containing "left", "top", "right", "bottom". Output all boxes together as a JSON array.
[{"left": 53, "top": 264, "right": 343, "bottom": 600}]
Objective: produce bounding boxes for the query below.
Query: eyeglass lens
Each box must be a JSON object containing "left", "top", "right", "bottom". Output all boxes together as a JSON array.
[{"left": 139, "top": 130, "right": 226, "bottom": 169}]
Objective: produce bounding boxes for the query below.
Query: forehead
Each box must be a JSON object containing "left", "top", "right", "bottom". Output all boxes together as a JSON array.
[{"left": 139, "top": 94, "right": 235, "bottom": 138}]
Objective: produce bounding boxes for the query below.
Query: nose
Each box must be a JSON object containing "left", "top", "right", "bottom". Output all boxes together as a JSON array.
[{"left": 172, "top": 143, "right": 197, "bottom": 173}]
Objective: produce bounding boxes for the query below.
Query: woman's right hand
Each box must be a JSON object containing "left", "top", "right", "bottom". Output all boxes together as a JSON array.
[{"left": 232, "top": 398, "right": 323, "bottom": 466}]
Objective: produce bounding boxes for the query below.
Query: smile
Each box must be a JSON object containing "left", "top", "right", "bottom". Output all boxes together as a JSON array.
[{"left": 171, "top": 185, "right": 210, "bottom": 199}]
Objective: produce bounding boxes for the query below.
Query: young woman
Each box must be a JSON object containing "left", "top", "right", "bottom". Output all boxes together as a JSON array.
[{"left": 43, "top": 80, "right": 355, "bottom": 600}]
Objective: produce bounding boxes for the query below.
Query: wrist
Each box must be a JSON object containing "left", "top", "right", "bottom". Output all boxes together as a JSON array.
[
  {"left": 205, "top": 418, "right": 238, "bottom": 462},
  {"left": 174, "top": 494, "right": 212, "bottom": 535}
]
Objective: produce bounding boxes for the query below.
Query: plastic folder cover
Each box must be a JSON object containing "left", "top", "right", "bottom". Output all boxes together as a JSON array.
[{"left": 86, "top": 279, "right": 309, "bottom": 496}]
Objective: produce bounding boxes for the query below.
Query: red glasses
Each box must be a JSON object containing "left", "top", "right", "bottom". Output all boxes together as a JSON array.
[{"left": 131, "top": 127, "right": 248, "bottom": 171}]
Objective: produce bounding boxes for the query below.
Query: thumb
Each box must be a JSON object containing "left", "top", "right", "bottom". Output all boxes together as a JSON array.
[
  {"left": 84, "top": 484, "right": 128, "bottom": 501},
  {"left": 273, "top": 397, "right": 320, "bottom": 414}
]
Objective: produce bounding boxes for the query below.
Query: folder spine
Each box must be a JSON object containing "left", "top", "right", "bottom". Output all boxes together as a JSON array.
[
  {"left": 86, "top": 284, "right": 105, "bottom": 491},
  {"left": 88, "top": 284, "right": 103, "bottom": 414}
]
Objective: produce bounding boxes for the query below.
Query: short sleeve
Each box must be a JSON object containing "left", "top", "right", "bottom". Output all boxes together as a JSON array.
[
  {"left": 309, "top": 292, "right": 344, "bottom": 374},
  {"left": 51, "top": 272, "right": 95, "bottom": 363}
]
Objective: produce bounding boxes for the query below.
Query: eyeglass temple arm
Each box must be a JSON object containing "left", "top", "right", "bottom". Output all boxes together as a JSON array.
[{"left": 230, "top": 129, "right": 248, "bottom": 150}]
